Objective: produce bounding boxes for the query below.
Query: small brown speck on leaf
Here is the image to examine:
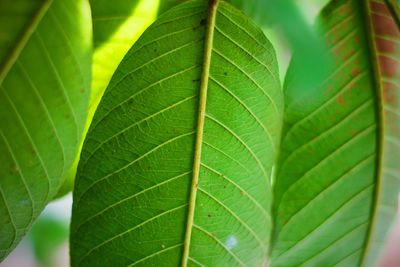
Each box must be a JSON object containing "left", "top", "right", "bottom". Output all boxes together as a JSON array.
[
  {"left": 334, "top": 48, "right": 340, "bottom": 56},
  {"left": 336, "top": 93, "right": 344, "bottom": 105},
  {"left": 351, "top": 67, "right": 361, "bottom": 77},
  {"left": 10, "top": 164, "right": 18, "bottom": 175},
  {"left": 339, "top": 4, "right": 351, "bottom": 16},
  {"left": 350, "top": 128, "right": 358, "bottom": 137}
]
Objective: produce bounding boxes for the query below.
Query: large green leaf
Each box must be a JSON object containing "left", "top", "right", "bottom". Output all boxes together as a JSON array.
[
  {"left": 363, "top": 0, "right": 400, "bottom": 264},
  {"left": 271, "top": 0, "right": 400, "bottom": 266},
  {"left": 71, "top": 0, "right": 282, "bottom": 266},
  {"left": 0, "top": 0, "right": 91, "bottom": 260}
]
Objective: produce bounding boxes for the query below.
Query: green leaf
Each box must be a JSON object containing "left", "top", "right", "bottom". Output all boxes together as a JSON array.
[
  {"left": 158, "top": 0, "right": 185, "bottom": 16},
  {"left": 385, "top": 0, "right": 400, "bottom": 27},
  {"left": 71, "top": 0, "right": 282, "bottom": 266},
  {"left": 363, "top": 0, "right": 400, "bottom": 264},
  {"left": 0, "top": 0, "right": 91, "bottom": 260},
  {"left": 90, "top": 0, "right": 160, "bottom": 117},
  {"left": 271, "top": 0, "right": 400, "bottom": 266},
  {"left": 229, "top": 0, "right": 333, "bottom": 89},
  {"left": 55, "top": 0, "right": 160, "bottom": 198}
]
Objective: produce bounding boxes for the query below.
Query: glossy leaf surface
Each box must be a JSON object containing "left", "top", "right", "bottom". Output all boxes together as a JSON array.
[
  {"left": 55, "top": 0, "right": 160, "bottom": 198},
  {"left": 71, "top": 1, "right": 282, "bottom": 266},
  {"left": 271, "top": 0, "right": 400, "bottom": 266},
  {"left": 0, "top": 0, "right": 91, "bottom": 260},
  {"left": 90, "top": 0, "right": 159, "bottom": 115}
]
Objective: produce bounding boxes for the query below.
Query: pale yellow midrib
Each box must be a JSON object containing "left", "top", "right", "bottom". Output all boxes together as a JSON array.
[
  {"left": 181, "top": 1, "right": 219, "bottom": 266},
  {"left": 0, "top": 0, "right": 52, "bottom": 84}
]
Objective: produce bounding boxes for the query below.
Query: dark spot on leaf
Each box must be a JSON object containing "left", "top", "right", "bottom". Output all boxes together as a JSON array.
[
  {"left": 200, "top": 19, "right": 206, "bottom": 26},
  {"left": 336, "top": 93, "right": 344, "bottom": 105},
  {"left": 9, "top": 164, "right": 18, "bottom": 175},
  {"left": 153, "top": 48, "right": 157, "bottom": 53},
  {"left": 27, "top": 144, "right": 35, "bottom": 155},
  {"left": 207, "top": 214, "right": 212, "bottom": 218},
  {"left": 351, "top": 67, "right": 361, "bottom": 77},
  {"left": 192, "top": 78, "right": 200, "bottom": 82},
  {"left": 350, "top": 128, "right": 358, "bottom": 137},
  {"left": 223, "top": 72, "right": 228, "bottom": 76},
  {"left": 334, "top": 48, "right": 340, "bottom": 55},
  {"left": 339, "top": 4, "right": 351, "bottom": 16}
]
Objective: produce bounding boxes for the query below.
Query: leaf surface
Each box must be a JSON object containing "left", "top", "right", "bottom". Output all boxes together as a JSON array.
[
  {"left": 71, "top": 1, "right": 282, "bottom": 266},
  {"left": 271, "top": 0, "right": 400, "bottom": 266},
  {"left": 90, "top": 0, "right": 159, "bottom": 116},
  {"left": 363, "top": 0, "right": 400, "bottom": 265},
  {"left": 0, "top": 0, "right": 91, "bottom": 260},
  {"left": 55, "top": 0, "right": 160, "bottom": 198}
]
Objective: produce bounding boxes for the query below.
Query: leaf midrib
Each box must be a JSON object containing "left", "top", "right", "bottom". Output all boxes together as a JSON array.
[
  {"left": 0, "top": 0, "right": 52, "bottom": 84},
  {"left": 181, "top": 1, "right": 219, "bottom": 266}
]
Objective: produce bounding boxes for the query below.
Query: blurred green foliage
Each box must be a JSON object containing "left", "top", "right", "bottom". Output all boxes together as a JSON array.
[
  {"left": 30, "top": 216, "right": 69, "bottom": 267},
  {"left": 229, "top": 0, "right": 333, "bottom": 88}
]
